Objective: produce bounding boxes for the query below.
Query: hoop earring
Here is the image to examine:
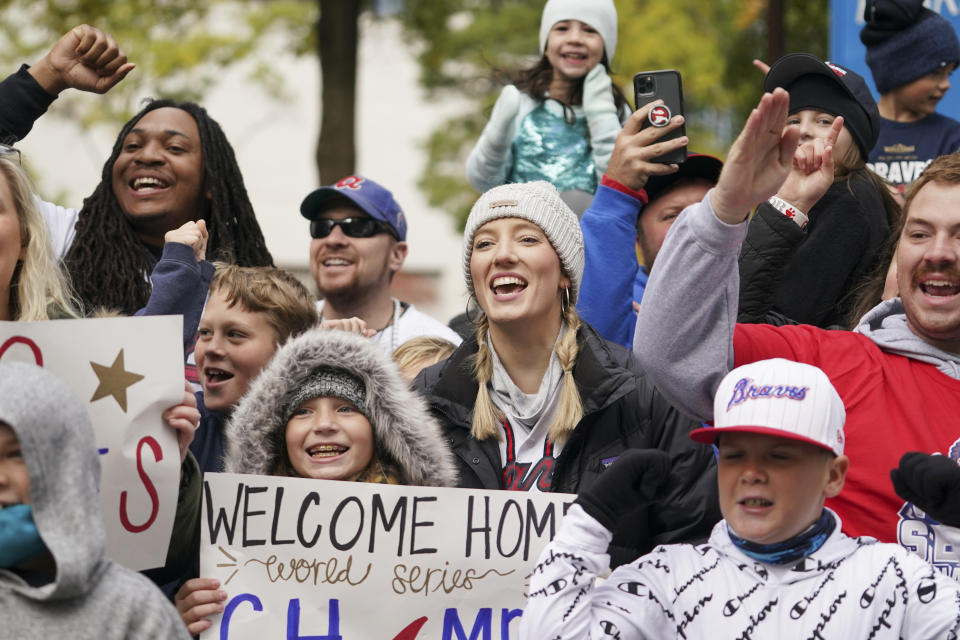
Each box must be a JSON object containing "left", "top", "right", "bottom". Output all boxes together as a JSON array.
[
  {"left": 561, "top": 288, "right": 571, "bottom": 316},
  {"left": 465, "top": 295, "right": 483, "bottom": 325}
]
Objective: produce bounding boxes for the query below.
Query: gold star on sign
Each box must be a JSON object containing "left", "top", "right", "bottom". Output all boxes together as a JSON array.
[{"left": 90, "top": 349, "right": 144, "bottom": 412}]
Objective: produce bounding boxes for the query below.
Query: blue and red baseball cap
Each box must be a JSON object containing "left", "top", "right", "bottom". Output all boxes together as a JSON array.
[{"left": 300, "top": 175, "right": 407, "bottom": 241}]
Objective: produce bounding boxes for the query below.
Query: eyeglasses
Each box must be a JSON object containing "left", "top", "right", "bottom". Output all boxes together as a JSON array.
[
  {"left": 310, "top": 217, "right": 397, "bottom": 240},
  {"left": 0, "top": 144, "right": 22, "bottom": 165}
]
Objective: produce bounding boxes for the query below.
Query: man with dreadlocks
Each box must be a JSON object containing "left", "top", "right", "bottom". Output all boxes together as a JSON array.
[{"left": 0, "top": 25, "right": 273, "bottom": 316}]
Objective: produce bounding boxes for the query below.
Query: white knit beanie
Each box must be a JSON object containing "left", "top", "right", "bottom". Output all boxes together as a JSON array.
[
  {"left": 538, "top": 0, "right": 618, "bottom": 62},
  {"left": 463, "top": 181, "right": 585, "bottom": 304}
]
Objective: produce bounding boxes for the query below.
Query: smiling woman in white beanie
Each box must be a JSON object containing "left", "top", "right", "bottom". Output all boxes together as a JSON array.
[
  {"left": 415, "top": 181, "right": 721, "bottom": 569},
  {"left": 465, "top": 0, "right": 630, "bottom": 207}
]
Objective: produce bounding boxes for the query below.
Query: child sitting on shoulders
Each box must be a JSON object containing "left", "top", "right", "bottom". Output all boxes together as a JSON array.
[{"left": 467, "top": 0, "right": 629, "bottom": 202}]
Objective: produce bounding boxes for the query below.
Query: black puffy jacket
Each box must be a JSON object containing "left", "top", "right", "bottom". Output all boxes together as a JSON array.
[
  {"left": 414, "top": 323, "right": 720, "bottom": 567},
  {"left": 738, "top": 171, "right": 890, "bottom": 328}
]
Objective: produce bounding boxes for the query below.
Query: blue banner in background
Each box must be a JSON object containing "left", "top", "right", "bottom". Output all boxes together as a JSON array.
[{"left": 829, "top": 0, "right": 960, "bottom": 119}]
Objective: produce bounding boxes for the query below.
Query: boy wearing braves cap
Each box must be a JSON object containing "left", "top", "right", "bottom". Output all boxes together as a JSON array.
[
  {"left": 522, "top": 359, "right": 960, "bottom": 639},
  {"left": 300, "top": 175, "right": 461, "bottom": 352}
]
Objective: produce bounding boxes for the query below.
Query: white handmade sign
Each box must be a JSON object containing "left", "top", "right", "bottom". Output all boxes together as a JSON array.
[
  {"left": 200, "top": 473, "right": 574, "bottom": 639},
  {"left": 0, "top": 316, "right": 184, "bottom": 570}
]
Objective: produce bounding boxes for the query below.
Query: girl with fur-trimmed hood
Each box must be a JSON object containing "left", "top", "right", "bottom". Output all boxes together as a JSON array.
[{"left": 176, "top": 327, "right": 458, "bottom": 635}]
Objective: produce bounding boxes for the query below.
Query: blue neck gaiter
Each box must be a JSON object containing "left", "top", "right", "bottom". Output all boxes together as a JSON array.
[
  {"left": 0, "top": 504, "right": 47, "bottom": 568},
  {"left": 728, "top": 509, "right": 836, "bottom": 565}
]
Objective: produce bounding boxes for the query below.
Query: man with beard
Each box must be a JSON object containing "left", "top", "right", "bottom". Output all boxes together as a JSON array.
[
  {"left": 633, "top": 87, "right": 960, "bottom": 579},
  {"left": 301, "top": 175, "right": 461, "bottom": 353}
]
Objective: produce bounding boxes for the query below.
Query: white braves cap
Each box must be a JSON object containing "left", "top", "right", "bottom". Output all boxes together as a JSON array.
[{"left": 690, "top": 359, "right": 846, "bottom": 455}]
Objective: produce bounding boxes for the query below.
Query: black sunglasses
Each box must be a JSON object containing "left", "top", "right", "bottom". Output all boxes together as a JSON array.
[{"left": 309, "top": 217, "right": 397, "bottom": 240}]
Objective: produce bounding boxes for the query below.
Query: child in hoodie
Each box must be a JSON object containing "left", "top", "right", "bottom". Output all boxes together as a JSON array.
[
  {"left": 0, "top": 362, "right": 190, "bottom": 639},
  {"left": 521, "top": 359, "right": 960, "bottom": 639},
  {"left": 466, "top": 0, "right": 630, "bottom": 201}
]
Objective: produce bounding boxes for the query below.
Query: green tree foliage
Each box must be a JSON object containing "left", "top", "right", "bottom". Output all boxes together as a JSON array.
[
  {"left": 0, "top": 0, "right": 316, "bottom": 125},
  {"left": 401, "top": 0, "right": 827, "bottom": 228}
]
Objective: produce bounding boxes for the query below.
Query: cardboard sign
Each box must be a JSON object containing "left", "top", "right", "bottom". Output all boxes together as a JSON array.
[
  {"left": 0, "top": 316, "right": 184, "bottom": 570},
  {"left": 200, "top": 473, "right": 574, "bottom": 639}
]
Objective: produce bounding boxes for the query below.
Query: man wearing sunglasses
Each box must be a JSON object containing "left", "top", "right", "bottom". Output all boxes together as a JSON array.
[{"left": 300, "top": 175, "right": 462, "bottom": 353}]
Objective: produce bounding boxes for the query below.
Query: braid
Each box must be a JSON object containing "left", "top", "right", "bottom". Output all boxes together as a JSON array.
[
  {"left": 181, "top": 101, "right": 272, "bottom": 268},
  {"left": 64, "top": 181, "right": 153, "bottom": 314},
  {"left": 471, "top": 315, "right": 504, "bottom": 441},
  {"left": 549, "top": 300, "right": 583, "bottom": 446},
  {"left": 63, "top": 99, "right": 273, "bottom": 315}
]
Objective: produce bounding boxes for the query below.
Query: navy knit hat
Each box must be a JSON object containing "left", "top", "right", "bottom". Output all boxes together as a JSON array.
[
  {"left": 860, "top": 0, "right": 960, "bottom": 93},
  {"left": 764, "top": 54, "right": 880, "bottom": 159}
]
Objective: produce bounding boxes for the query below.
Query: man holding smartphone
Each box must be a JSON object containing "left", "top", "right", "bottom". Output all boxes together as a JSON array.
[
  {"left": 301, "top": 176, "right": 461, "bottom": 352},
  {"left": 577, "top": 103, "right": 721, "bottom": 348}
]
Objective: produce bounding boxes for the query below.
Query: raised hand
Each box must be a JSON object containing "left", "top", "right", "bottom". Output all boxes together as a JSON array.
[
  {"left": 710, "top": 88, "right": 800, "bottom": 224},
  {"left": 486, "top": 84, "right": 522, "bottom": 150},
  {"left": 164, "top": 220, "right": 209, "bottom": 263},
  {"left": 29, "top": 24, "right": 135, "bottom": 96},
  {"left": 605, "top": 101, "right": 687, "bottom": 191},
  {"left": 752, "top": 59, "right": 771, "bottom": 75},
  {"left": 776, "top": 116, "right": 842, "bottom": 215}
]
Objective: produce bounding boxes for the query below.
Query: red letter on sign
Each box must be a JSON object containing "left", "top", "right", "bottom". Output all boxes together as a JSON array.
[
  {"left": 0, "top": 336, "right": 43, "bottom": 365},
  {"left": 119, "top": 435, "right": 162, "bottom": 533}
]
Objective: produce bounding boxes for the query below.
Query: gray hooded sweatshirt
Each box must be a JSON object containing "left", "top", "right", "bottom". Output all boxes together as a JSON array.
[
  {"left": 0, "top": 362, "right": 189, "bottom": 640},
  {"left": 223, "top": 328, "right": 458, "bottom": 487}
]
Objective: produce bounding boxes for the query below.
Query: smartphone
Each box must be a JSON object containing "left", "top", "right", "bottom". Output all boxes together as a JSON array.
[{"left": 633, "top": 69, "right": 687, "bottom": 164}]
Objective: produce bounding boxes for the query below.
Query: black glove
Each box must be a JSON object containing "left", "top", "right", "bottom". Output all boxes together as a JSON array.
[
  {"left": 575, "top": 449, "right": 671, "bottom": 532},
  {"left": 891, "top": 452, "right": 960, "bottom": 527}
]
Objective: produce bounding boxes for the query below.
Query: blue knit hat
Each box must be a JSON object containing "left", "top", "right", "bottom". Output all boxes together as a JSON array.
[{"left": 860, "top": 0, "right": 960, "bottom": 93}]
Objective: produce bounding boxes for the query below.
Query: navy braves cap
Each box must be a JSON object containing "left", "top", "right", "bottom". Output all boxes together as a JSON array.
[
  {"left": 300, "top": 175, "right": 407, "bottom": 241},
  {"left": 763, "top": 53, "right": 880, "bottom": 159},
  {"left": 643, "top": 153, "right": 722, "bottom": 204}
]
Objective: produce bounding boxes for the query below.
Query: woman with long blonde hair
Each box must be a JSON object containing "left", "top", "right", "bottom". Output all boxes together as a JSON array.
[
  {"left": 0, "top": 149, "right": 78, "bottom": 321},
  {"left": 415, "top": 181, "right": 719, "bottom": 567}
]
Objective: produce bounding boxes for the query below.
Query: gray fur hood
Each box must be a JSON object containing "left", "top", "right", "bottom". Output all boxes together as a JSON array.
[{"left": 223, "top": 328, "right": 458, "bottom": 487}]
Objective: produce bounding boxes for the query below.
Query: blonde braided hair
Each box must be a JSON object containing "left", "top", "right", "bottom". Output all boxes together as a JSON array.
[{"left": 470, "top": 290, "right": 583, "bottom": 445}]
